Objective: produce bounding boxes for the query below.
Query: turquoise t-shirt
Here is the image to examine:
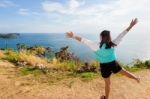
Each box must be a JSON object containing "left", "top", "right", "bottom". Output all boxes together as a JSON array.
[{"left": 94, "top": 44, "right": 116, "bottom": 63}]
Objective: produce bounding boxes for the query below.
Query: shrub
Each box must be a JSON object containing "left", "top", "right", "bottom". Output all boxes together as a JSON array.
[
  {"left": 18, "top": 51, "right": 48, "bottom": 66},
  {"left": 132, "top": 59, "right": 150, "bottom": 69},
  {"left": 91, "top": 60, "right": 100, "bottom": 68},
  {"left": 56, "top": 60, "right": 79, "bottom": 72},
  {"left": 145, "top": 60, "right": 150, "bottom": 69},
  {"left": 2, "top": 50, "right": 48, "bottom": 67},
  {"left": 19, "top": 67, "right": 47, "bottom": 76},
  {"left": 3, "top": 50, "right": 19, "bottom": 63}
]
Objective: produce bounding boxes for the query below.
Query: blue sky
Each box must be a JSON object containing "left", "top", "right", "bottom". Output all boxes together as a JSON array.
[{"left": 0, "top": 0, "right": 150, "bottom": 34}]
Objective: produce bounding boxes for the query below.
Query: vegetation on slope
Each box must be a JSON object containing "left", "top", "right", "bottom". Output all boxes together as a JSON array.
[{"left": 0, "top": 44, "right": 150, "bottom": 83}]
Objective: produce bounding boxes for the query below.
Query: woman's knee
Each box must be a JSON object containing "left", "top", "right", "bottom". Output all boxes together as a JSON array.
[{"left": 104, "top": 78, "right": 111, "bottom": 86}]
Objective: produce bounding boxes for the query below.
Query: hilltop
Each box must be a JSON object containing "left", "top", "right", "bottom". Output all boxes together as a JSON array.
[{"left": 0, "top": 60, "right": 150, "bottom": 99}]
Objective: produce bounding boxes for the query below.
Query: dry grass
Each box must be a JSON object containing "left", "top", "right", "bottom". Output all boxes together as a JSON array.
[
  {"left": 0, "top": 50, "right": 5, "bottom": 59},
  {"left": 18, "top": 51, "right": 48, "bottom": 66}
]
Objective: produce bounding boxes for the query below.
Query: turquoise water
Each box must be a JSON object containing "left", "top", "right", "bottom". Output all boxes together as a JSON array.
[{"left": 0, "top": 33, "right": 150, "bottom": 64}]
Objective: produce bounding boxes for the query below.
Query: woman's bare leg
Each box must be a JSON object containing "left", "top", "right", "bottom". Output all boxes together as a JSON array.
[
  {"left": 119, "top": 68, "right": 140, "bottom": 83},
  {"left": 104, "top": 77, "right": 111, "bottom": 99}
]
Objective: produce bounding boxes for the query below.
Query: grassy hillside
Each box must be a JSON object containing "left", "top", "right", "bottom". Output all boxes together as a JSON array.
[{"left": 0, "top": 45, "right": 150, "bottom": 83}]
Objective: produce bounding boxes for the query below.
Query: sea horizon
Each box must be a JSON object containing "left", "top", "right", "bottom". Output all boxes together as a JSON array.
[{"left": 0, "top": 33, "right": 150, "bottom": 65}]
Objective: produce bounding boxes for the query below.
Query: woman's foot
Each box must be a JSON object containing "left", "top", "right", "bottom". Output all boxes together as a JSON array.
[
  {"left": 136, "top": 76, "right": 140, "bottom": 83},
  {"left": 100, "top": 95, "right": 105, "bottom": 99}
]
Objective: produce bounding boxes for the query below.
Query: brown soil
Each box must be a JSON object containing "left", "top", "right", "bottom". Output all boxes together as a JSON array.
[{"left": 0, "top": 60, "right": 150, "bottom": 99}]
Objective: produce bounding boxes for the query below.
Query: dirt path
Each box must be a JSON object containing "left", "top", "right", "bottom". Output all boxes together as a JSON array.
[{"left": 0, "top": 60, "right": 150, "bottom": 99}]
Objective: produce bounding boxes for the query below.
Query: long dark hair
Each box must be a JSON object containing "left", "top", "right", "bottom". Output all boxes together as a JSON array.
[{"left": 100, "top": 30, "right": 116, "bottom": 49}]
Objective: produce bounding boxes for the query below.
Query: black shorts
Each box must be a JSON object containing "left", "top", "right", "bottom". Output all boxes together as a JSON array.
[{"left": 100, "top": 60, "right": 122, "bottom": 78}]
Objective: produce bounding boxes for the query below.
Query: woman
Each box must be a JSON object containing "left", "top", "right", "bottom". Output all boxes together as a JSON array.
[{"left": 65, "top": 18, "right": 140, "bottom": 99}]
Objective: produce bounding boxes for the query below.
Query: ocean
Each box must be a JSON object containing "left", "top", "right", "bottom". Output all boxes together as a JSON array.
[{"left": 0, "top": 33, "right": 150, "bottom": 65}]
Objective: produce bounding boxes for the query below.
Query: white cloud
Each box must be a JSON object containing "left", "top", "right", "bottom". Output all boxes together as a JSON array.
[
  {"left": 40, "top": 0, "right": 150, "bottom": 33},
  {"left": 18, "top": 8, "right": 30, "bottom": 16},
  {"left": 17, "top": 8, "right": 40, "bottom": 16},
  {"left": 0, "top": 0, "right": 16, "bottom": 8},
  {"left": 41, "top": 1, "right": 65, "bottom": 13},
  {"left": 69, "top": 0, "right": 80, "bottom": 13},
  {"left": 3, "top": 0, "right": 149, "bottom": 33},
  {"left": 41, "top": 0, "right": 85, "bottom": 14}
]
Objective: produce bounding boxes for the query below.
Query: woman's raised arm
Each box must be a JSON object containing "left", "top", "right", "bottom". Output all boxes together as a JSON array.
[
  {"left": 66, "top": 32, "right": 82, "bottom": 41},
  {"left": 113, "top": 18, "right": 138, "bottom": 45},
  {"left": 65, "top": 32, "right": 99, "bottom": 51}
]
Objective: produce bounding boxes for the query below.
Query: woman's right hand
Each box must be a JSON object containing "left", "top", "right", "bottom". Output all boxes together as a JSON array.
[
  {"left": 65, "top": 32, "right": 74, "bottom": 38},
  {"left": 129, "top": 18, "right": 138, "bottom": 28}
]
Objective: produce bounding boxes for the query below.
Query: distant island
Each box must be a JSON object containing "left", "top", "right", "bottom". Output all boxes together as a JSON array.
[{"left": 0, "top": 33, "right": 20, "bottom": 38}]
